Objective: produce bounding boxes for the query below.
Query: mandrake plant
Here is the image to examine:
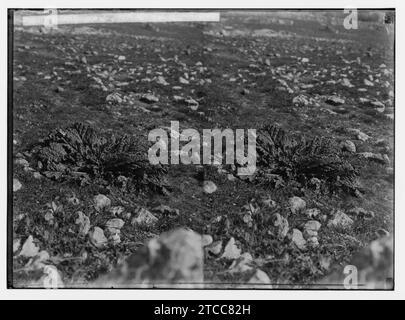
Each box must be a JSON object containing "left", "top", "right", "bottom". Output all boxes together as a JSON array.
[
  {"left": 31, "top": 122, "right": 169, "bottom": 193},
  {"left": 255, "top": 124, "right": 361, "bottom": 196}
]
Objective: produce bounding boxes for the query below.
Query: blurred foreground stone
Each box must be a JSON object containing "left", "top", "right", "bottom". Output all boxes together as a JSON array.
[
  {"left": 94, "top": 228, "right": 204, "bottom": 288},
  {"left": 319, "top": 236, "right": 393, "bottom": 289}
]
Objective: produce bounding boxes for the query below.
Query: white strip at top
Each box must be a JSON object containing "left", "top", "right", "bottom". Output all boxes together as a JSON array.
[{"left": 18, "top": 11, "right": 221, "bottom": 26}]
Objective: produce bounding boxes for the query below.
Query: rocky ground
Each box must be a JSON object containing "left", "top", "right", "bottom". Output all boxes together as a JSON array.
[{"left": 11, "top": 11, "right": 394, "bottom": 288}]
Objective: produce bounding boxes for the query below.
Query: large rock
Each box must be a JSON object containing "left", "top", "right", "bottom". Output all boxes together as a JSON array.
[{"left": 95, "top": 228, "right": 204, "bottom": 287}]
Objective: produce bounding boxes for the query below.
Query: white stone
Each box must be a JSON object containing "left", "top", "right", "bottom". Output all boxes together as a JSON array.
[
  {"left": 274, "top": 213, "right": 289, "bottom": 239},
  {"left": 248, "top": 269, "right": 272, "bottom": 285},
  {"left": 221, "top": 237, "right": 241, "bottom": 260},
  {"left": 19, "top": 235, "right": 40, "bottom": 257},
  {"left": 328, "top": 210, "right": 354, "bottom": 230},
  {"left": 289, "top": 196, "right": 306, "bottom": 214},
  {"left": 291, "top": 229, "right": 307, "bottom": 250},
  {"left": 131, "top": 208, "right": 158, "bottom": 226},
  {"left": 106, "top": 218, "right": 125, "bottom": 234},
  {"left": 203, "top": 180, "right": 217, "bottom": 194},
  {"left": 206, "top": 240, "right": 223, "bottom": 256},
  {"left": 75, "top": 211, "right": 91, "bottom": 236},
  {"left": 13, "top": 178, "right": 22, "bottom": 192},
  {"left": 93, "top": 194, "right": 111, "bottom": 212},
  {"left": 341, "top": 140, "right": 356, "bottom": 153},
  {"left": 90, "top": 227, "right": 108, "bottom": 248}
]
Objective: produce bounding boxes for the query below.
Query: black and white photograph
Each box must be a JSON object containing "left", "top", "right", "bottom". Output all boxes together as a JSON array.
[{"left": 6, "top": 3, "right": 398, "bottom": 296}]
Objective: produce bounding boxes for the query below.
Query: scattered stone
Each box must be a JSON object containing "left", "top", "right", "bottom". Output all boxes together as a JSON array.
[
  {"left": 341, "top": 78, "right": 354, "bottom": 87},
  {"left": 228, "top": 253, "right": 254, "bottom": 273},
  {"left": 106, "top": 92, "right": 123, "bottom": 104},
  {"left": 179, "top": 77, "right": 189, "bottom": 85},
  {"left": 241, "top": 88, "right": 250, "bottom": 95},
  {"left": 15, "top": 158, "right": 29, "bottom": 167},
  {"left": 206, "top": 240, "right": 223, "bottom": 256},
  {"left": 19, "top": 235, "right": 40, "bottom": 257},
  {"left": 29, "top": 250, "right": 50, "bottom": 270},
  {"left": 185, "top": 97, "right": 199, "bottom": 110},
  {"left": 13, "top": 178, "right": 22, "bottom": 192},
  {"left": 221, "top": 237, "right": 241, "bottom": 260},
  {"left": 325, "top": 96, "right": 345, "bottom": 106},
  {"left": 56, "top": 86, "right": 65, "bottom": 93},
  {"left": 305, "top": 208, "right": 320, "bottom": 219},
  {"left": 347, "top": 128, "right": 370, "bottom": 142},
  {"left": 273, "top": 213, "right": 289, "bottom": 239},
  {"left": 262, "top": 196, "right": 277, "bottom": 208},
  {"left": 341, "top": 140, "right": 356, "bottom": 153},
  {"left": 140, "top": 94, "right": 159, "bottom": 103},
  {"left": 292, "top": 94, "right": 310, "bottom": 107},
  {"left": 364, "top": 79, "right": 374, "bottom": 86},
  {"left": 93, "top": 194, "right": 111, "bottom": 212},
  {"left": 375, "top": 228, "right": 390, "bottom": 238},
  {"left": 75, "top": 211, "right": 91, "bottom": 236},
  {"left": 328, "top": 210, "right": 354, "bottom": 230},
  {"left": 44, "top": 211, "right": 54, "bottom": 223},
  {"left": 173, "top": 95, "right": 184, "bottom": 102},
  {"left": 110, "top": 233, "right": 121, "bottom": 245},
  {"left": 301, "top": 57, "right": 309, "bottom": 63},
  {"left": 131, "top": 208, "right": 158, "bottom": 227},
  {"left": 13, "top": 239, "right": 21, "bottom": 253},
  {"left": 90, "top": 227, "right": 108, "bottom": 248},
  {"left": 67, "top": 195, "right": 80, "bottom": 205},
  {"left": 303, "top": 220, "right": 322, "bottom": 238},
  {"left": 203, "top": 180, "right": 217, "bottom": 194},
  {"left": 106, "top": 218, "right": 125, "bottom": 234},
  {"left": 319, "top": 236, "right": 392, "bottom": 289},
  {"left": 370, "top": 100, "right": 385, "bottom": 113},
  {"left": 156, "top": 76, "right": 169, "bottom": 86},
  {"left": 201, "top": 234, "right": 213, "bottom": 247},
  {"left": 319, "top": 256, "right": 332, "bottom": 270},
  {"left": 309, "top": 177, "right": 321, "bottom": 190},
  {"left": 291, "top": 229, "right": 307, "bottom": 250},
  {"left": 117, "top": 55, "right": 126, "bottom": 61},
  {"left": 248, "top": 269, "right": 272, "bottom": 285},
  {"left": 289, "top": 196, "right": 306, "bottom": 214}
]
